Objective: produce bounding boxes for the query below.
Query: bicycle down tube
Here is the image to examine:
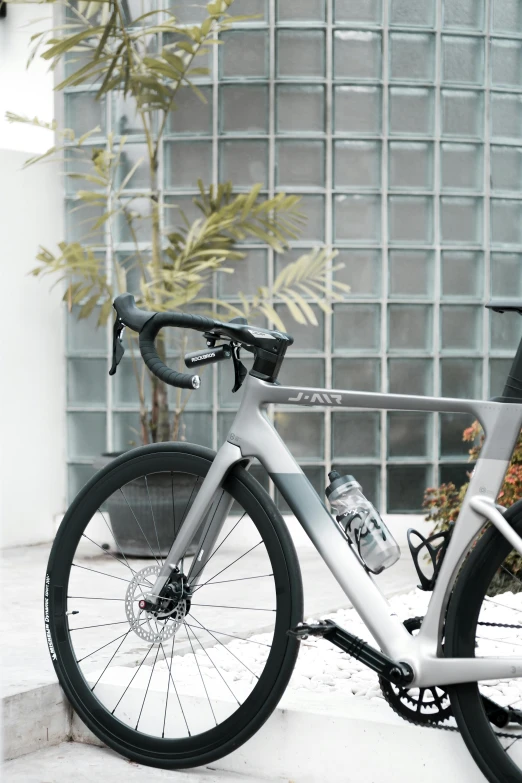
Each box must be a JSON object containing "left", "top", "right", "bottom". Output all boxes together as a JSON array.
[{"left": 150, "top": 372, "right": 522, "bottom": 689}]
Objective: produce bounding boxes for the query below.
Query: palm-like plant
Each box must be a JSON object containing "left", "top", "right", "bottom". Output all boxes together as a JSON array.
[{"left": 8, "top": 0, "right": 350, "bottom": 444}]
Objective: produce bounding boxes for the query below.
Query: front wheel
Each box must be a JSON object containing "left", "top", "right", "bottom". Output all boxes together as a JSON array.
[
  {"left": 45, "top": 443, "right": 303, "bottom": 769},
  {"left": 445, "top": 499, "right": 522, "bottom": 783}
]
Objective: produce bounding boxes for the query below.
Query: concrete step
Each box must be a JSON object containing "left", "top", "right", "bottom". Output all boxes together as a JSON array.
[
  {"left": 1, "top": 742, "right": 276, "bottom": 783},
  {"left": 70, "top": 691, "right": 486, "bottom": 783},
  {"left": 3, "top": 691, "right": 486, "bottom": 783}
]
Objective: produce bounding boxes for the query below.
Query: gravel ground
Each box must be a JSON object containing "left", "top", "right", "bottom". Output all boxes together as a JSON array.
[{"left": 90, "top": 587, "right": 522, "bottom": 719}]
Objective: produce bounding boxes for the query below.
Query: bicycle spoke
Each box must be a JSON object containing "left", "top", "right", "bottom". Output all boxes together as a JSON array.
[
  {"left": 120, "top": 487, "right": 161, "bottom": 566},
  {"left": 81, "top": 533, "right": 140, "bottom": 577},
  {"left": 111, "top": 641, "right": 156, "bottom": 715},
  {"left": 68, "top": 596, "right": 125, "bottom": 601},
  {"left": 184, "top": 623, "right": 241, "bottom": 706},
  {"left": 189, "top": 512, "right": 246, "bottom": 579},
  {"left": 70, "top": 619, "right": 131, "bottom": 632},
  {"left": 91, "top": 626, "right": 136, "bottom": 691},
  {"left": 98, "top": 508, "right": 137, "bottom": 577},
  {"left": 192, "top": 573, "right": 274, "bottom": 593},
  {"left": 190, "top": 603, "right": 276, "bottom": 612},
  {"left": 183, "top": 623, "right": 217, "bottom": 726},
  {"left": 190, "top": 613, "right": 259, "bottom": 679},
  {"left": 71, "top": 563, "right": 132, "bottom": 584},
  {"left": 178, "top": 475, "right": 200, "bottom": 574},
  {"left": 71, "top": 563, "right": 152, "bottom": 589},
  {"left": 159, "top": 639, "right": 191, "bottom": 738},
  {"left": 144, "top": 476, "right": 163, "bottom": 567},
  {"left": 476, "top": 635, "right": 522, "bottom": 649},
  {"left": 135, "top": 643, "right": 161, "bottom": 730},
  {"left": 76, "top": 625, "right": 143, "bottom": 664},
  {"left": 501, "top": 566, "right": 522, "bottom": 590},
  {"left": 183, "top": 623, "right": 271, "bottom": 648},
  {"left": 505, "top": 735, "right": 521, "bottom": 753},
  {"left": 485, "top": 596, "right": 522, "bottom": 617},
  {"left": 191, "top": 541, "right": 263, "bottom": 588},
  {"left": 180, "top": 475, "right": 200, "bottom": 526},
  {"left": 162, "top": 635, "right": 174, "bottom": 739}
]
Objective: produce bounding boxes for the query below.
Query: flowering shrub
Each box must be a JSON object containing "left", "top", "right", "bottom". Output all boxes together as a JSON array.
[
  {"left": 423, "top": 422, "right": 522, "bottom": 593},
  {"left": 423, "top": 421, "right": 522, "bottom": 532}
]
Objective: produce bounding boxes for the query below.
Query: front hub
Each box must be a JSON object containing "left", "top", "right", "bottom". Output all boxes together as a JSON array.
[{"left": 125, "top": 565, "right": 191, "bottom": 643}]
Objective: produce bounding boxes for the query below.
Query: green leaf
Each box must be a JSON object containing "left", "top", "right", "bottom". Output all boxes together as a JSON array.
[
  {"left": 42, "top": 27, "right": 107, "bottom": 61},
  {"left": 77, "top": 126, "right": 102, "bottom": 145},
  {"left": 23, "top": 146, "right": 58, "bottom": 168},
  {"left": 287, "top": 290, "right": 318, "bottom": 325},
  {"left": 117, "top": 155, "right": 144, "bottom": 192},
  {"left": 277, "top": 292, "right": 307, "bottom": 324},
  {"left": 78, "top": 293, "right": 100, "bottom": 320},
  {"left": 98, "top": 297, "right": 114, "bottom": 326},
  {"left": 55, "top": 56, "right": 109, "bottom": 91},
  {"left": 257, "top": 302, "right": 286, "bottom": 332},
  {"left": 162, "top": 49, "right": 185, "bottom": 73},
  {"left": 175, "top": 41, "right": 195, "bottom": 54},
  {"left": 6, "top": 112, "right": 57, "bottom": 132},
  {"left": 94, "top": 9, "right": 116, "bottom": 58}
]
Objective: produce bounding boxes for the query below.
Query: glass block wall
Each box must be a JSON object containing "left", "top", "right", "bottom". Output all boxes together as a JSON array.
[{"left": 65, "top": 0, "right": 522, "bottom": 513}]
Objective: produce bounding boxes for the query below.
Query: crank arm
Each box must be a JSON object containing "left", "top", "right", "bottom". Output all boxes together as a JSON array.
[{"left": 288, "top": 620, "right": 414, "bottom": 686}]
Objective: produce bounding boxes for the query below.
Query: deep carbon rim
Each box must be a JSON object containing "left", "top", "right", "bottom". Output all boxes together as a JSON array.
[
  {"left": 446, "top": 501, "right": 522, "bottom": 783},
  {"left": 46, "top": 445, "right": 301, "bottom": 768}
]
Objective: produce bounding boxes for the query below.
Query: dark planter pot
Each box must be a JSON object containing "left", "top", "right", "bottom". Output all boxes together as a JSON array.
[{"left": 93, "top": 453, "right": 204, "bottom": 558}]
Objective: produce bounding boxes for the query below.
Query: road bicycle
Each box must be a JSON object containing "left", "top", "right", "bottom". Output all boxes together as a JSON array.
[{"left": 46, "top": 293, "right": 522, "bottom": 782}]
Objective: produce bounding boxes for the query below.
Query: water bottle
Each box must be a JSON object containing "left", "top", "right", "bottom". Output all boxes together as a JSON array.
[{"left": 325, "top": 471, "right": 400, "bottom": 574}]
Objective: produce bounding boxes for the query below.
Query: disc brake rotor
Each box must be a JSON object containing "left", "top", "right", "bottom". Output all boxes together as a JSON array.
[{"left": 125, "top": 565, "right": 186, "bottom": 644}]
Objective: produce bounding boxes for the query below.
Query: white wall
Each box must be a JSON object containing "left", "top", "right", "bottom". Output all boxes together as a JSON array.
[
  {"left": 0, "top": 4, "right": 65, "bottom": 547},
  {"left": 0, "top": 3, "right": 55, "bottom": 153}
]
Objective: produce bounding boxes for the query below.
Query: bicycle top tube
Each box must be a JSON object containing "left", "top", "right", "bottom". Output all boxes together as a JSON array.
[{"left": 109, "top": 293, "right": 522, "bottom": 411}]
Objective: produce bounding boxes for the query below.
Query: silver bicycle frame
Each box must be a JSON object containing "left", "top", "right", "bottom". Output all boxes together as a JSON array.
[{"left": 152, "top": 373, "right": 522, "bottom": 689}]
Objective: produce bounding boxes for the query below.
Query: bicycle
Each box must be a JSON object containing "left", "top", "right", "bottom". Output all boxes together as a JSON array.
[{"left": 45, "top": 293, "right": 522, "bottom": 782}]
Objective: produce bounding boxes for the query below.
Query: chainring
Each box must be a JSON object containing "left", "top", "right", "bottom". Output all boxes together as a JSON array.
[{"left": 379, "top": 616, "right": 453, "bottom": 725}]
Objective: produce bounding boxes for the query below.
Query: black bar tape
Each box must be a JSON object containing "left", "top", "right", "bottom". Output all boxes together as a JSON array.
[
  {"left": 138, "top": 312, "right": 219, "bottom": 389},
  {"left": 140, "top": 337, "right": 198, "bottom": 388},
  {"left": 149, "top": 311, "right": 218, "bottom": 333},
  {"left": 114, "top": 293, "right": 223, "bottom": 389}
]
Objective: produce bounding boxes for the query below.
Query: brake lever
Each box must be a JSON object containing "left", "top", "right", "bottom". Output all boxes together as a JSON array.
[
  {"left": 109, "top": 317, "right": 125, "bottom": 376},
  {"left": 231, "top": 345, "right": 247, "bottom": 393}
]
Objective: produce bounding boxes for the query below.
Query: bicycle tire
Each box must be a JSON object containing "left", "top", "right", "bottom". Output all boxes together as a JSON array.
[
  {"left": 45, "top": 442, "right": 303, "bottom": 770},
  {"left": 445, "top": 498, "right": 522, "bottom": 783}
]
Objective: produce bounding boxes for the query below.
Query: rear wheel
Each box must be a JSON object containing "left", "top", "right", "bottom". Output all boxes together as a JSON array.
[
  {"left": 445, "top": 499, "right": 522, "bottom": 783},
  {"left": 46, "top": 443, "right": 303, "bottom": 769}
]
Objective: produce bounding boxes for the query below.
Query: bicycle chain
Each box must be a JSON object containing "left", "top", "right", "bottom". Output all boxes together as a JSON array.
[{"left": 379, "top": 615, "right": 522, "bottom": 740}]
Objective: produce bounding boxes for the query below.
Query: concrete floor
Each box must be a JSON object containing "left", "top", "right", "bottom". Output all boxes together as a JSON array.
[
  {"left": 2, "top": 525, "right": 418, "bottom": 702},
  {"left": 1, "top": 742, "right": 274, "bottom": 783}
]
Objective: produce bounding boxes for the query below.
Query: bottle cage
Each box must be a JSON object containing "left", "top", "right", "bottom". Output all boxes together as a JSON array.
[{"left": 406, "top": 526, "right": 454, "bottom": 591}]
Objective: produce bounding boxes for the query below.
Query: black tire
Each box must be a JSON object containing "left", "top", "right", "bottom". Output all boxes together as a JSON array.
[
  {"left": 45, "top": 442, "right": 303, "bottom": 770},
  {"left": 445, "top": 498, "right": 522, "bottom": 783}
]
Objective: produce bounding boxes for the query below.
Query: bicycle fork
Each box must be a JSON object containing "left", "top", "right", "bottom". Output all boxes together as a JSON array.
[{"left": 145, "top": 442, "right": 243, "bottom": 605}]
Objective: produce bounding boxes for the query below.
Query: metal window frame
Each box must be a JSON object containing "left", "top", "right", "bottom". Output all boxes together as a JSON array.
[{"left": 63, "top": 0, "right": 520, "bottom": 512}]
